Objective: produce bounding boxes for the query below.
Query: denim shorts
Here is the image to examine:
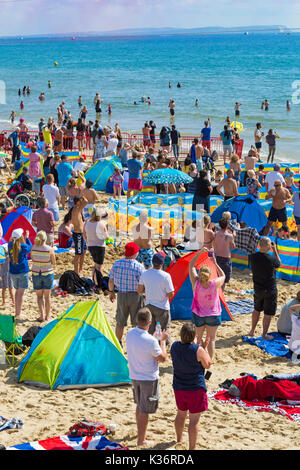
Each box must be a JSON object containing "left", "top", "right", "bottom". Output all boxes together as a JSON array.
[
  {"left": 192, "top": 312, "right": 222, "bottom": 327},
  {"left": 32, "top": 273, "right": 54, "bottom": 291},
  {"left": 11, "top": 272, "right": 29, "bottom": 289},
  {"left": 48, "top": 207, "right": 60, "bottom": 222}
]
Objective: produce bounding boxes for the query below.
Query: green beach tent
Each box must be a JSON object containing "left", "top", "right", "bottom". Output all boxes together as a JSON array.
[{"left": 17, "top": 300, "right": 131, "bottom": 390}]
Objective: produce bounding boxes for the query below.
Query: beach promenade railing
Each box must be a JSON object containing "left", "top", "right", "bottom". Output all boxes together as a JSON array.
[{"left": 0, "top": 129, "right": 244, "bottom": 159}]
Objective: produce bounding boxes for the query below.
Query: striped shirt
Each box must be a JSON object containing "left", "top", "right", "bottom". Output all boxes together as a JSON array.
[
  {"left": 109, "top": 258, "right": 145, "bottom": 293},
  {"left": 31, "top": 245, "right": 54, "bottom": 276}
]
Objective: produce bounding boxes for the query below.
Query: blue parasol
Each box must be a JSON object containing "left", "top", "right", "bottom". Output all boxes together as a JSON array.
[{"left": 142, "top": 168, "right": 193, "bottom": 186}]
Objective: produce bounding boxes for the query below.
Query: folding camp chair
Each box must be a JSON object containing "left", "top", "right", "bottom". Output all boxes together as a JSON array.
[{"left": 0, "top": 314, "right": 29, "bottom": 367}]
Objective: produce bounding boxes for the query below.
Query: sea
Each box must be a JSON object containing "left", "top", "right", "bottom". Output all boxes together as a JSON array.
[{"left": 0, "top": 33, "right": 300, "bottom": 162}]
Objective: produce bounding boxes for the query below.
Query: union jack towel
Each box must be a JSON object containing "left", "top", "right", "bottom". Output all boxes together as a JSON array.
[{"left": 7, "top": 434, "right": 128, "bottom": 451}]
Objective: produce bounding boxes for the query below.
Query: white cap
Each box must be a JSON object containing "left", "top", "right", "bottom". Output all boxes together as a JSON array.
[{"left": 11, "top": 228, "right": 23, "bottom": 240}]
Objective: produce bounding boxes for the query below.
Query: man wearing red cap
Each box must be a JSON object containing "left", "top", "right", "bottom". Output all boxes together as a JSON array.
[{"left": 108, "top": 242, "right": 145, "bottom": 345}]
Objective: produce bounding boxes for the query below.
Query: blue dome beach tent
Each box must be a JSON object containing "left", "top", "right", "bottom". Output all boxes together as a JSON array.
[
  {"left": 167, "top": 251, "right": 233, "bottom": 321},
  {"left": 18, "top": 300, "right": 131, "bottom": 390},
  {"left": 84, "top": 156, "right": 122, "bottom": 191},
  {"left": 211, "top": 195, "right": 267, "bottom": 233}
]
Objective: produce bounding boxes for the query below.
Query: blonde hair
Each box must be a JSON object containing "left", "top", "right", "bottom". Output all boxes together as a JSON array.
[
  {"left": 247, "top": 169, "right": 255, "bottom": 178},
  {"left": 222, "top": 211, "right": 231, "bottom": 221},
  {"left": 199, "top": 266, "right": 211, "bottom": 285},
  {"left": 203, "top": 214, "right": 211, "bottom": 228},
  {"left": 90, "top": 208, "right": 102, "bottom": 222},
  {"left": 34, "top": 230, "right": 47, "bottom": 246},
  {"left": 12, "top": 236, "right": 25, "bottom": 264}
]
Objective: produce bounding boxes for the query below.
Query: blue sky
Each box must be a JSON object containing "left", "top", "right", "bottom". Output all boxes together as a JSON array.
[{"left": 1, "top": 0, "right": 299, "bottom": 36}]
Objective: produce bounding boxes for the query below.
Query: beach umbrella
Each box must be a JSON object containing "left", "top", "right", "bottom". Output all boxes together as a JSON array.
[{"left": 142, "top": 168, "right": 193, "bottom": 186}]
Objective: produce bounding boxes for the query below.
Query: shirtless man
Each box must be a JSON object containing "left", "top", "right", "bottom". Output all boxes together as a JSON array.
[
  {"left": 194, "top": 139, "right": 204, "bottom": 172},
  {"left": 169, "top": 99, "right": 175, "bottom": 117},
  {"left": 217, "top": 169, "right": 239, "bottom": 201},
  {"left": 71, "top": 195, "right": 88, "bottom": 275},
  {"left": 132, "top": 210, "right": 154, "bottom": 269},
  {"left": 81, "top": 179, "right": 99, "bottom": 220},
  {"left": 263, "top": 180, "right": 292, "bottom": 235}
]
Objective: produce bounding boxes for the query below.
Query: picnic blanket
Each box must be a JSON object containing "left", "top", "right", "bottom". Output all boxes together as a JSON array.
[
  {"left": 242, "top": 332, "right": 291, "bottom": 358},
  {"left": 54, "top": 247, "right": 75, "bottom": 254},
  {"left": 7, "top": 434, "right": 128, "bottom": 451},
  {"left": 227, "top": 299, "right": 254, "bottom": 315},
  {"left": 209, "top": 389, "right": 300, "bottom": 422}
]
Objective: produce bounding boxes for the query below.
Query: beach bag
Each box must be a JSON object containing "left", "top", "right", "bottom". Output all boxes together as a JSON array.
[
  {"left": 69, "top": 420, "right": 107, "bottom": 437},
  {"left": 22, "top": 326, "right": 42, "bottom": 347},
  {"left": 58, "top": 270, "right": 91, "bottom": 294},
  {"left": 6, "top": 181, "right": 23, "bottom": 199}
]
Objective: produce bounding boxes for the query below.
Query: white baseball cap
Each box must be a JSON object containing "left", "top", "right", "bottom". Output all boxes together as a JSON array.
[{"left": 11, "top": 228, "right": 23, "bottom": 240}]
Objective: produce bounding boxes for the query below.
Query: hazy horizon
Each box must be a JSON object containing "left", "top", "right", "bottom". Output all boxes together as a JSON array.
[{"left": 0, "top": 0, "right": 299, "bottom": 36}]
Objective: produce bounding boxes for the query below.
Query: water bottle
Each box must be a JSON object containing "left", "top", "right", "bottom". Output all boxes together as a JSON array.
[{"left": 154, "top": 322, "right": 162, "bottom": 341}]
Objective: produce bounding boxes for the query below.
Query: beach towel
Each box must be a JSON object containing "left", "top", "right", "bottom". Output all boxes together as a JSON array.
[
  {"left": 242, "top": 332, "right": 291, "bottom": 358},
  {"left": 226, "top": 299, "right": 254, "bottom": 315},
  {"left": 209, "top": 389, "right": 300, "bottom": 422},
  {"left": 7, "top": 434, "right": 128, "bottom": 450}
]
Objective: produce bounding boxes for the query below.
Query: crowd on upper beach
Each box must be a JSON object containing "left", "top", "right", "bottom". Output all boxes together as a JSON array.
[{"left": 0, "top": 89, "right": 299, "bottom": 449}]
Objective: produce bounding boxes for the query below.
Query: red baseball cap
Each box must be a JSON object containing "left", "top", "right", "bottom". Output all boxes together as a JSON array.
[{"left": 125, "top": 242, "right": 140, "bottom": 258}]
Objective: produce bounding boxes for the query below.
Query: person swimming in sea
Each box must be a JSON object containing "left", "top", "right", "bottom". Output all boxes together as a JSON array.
[
  {"left": 286, "top": 100, "right": 291, "bottom": 111},
  {"left": 195, "top": 98, "right": 199, "bottom": 106},
  {"left": 48, "top": 80, "right": 51, "bottom": 89},
  {"left": 177, "top": 82, "right": 181, "bottom": 88},
  {"left": 264, "top": 99, "right": 269, "bottom": 111}
]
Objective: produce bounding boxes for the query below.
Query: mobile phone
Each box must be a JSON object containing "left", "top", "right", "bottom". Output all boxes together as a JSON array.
[{"left": 205, "top": 371, "right": 212, "bottom": 381}]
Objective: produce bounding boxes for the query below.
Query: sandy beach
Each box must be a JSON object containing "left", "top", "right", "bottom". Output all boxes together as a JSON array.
[{"left": 0, "top": 183, "right": 299, "bottom": 451}]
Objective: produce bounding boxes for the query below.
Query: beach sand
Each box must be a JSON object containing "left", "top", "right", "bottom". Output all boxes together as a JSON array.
[{"left": 0, "top": 163, "right": 299, "bottom": 451}]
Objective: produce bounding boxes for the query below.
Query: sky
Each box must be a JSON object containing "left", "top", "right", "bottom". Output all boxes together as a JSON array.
[{"left": 0, "top": 0, "right": 300, "bottom": 36}]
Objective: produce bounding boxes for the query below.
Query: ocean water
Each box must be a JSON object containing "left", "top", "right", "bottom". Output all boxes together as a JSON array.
[{"left": 0, "top": 33, "right": 300, "bottom": 162}]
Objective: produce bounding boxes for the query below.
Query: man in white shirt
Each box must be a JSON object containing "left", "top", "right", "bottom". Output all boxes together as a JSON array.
[
  {"left": 138, "top": 253, "right": 174, "bottom": 337},
  {"left": 73, "top": 157, "right": 89, "bottom": 176},
  {"left": 254, "top": 122, "right": 264, "bottom": 156},
  {"left": 126, "top": 307, "right": 168, "bottom": 447},
  {"left": 264, "top": 163, "right": 285, "bottom": 191},
  {"left": 42, "top": 173, "right": 61, "bottom": 221}
]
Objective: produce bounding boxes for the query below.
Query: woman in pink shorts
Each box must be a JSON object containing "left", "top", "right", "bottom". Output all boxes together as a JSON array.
[{"left": 170, "top": 323, "right": 211, "bottom": 450}]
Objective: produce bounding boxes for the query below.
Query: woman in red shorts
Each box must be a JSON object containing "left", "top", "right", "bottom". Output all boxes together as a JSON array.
[{"left": 170, "top": 323, "right": 211, "bottom": 450}]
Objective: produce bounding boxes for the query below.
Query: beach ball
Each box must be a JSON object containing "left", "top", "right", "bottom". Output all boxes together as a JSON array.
[
  {"left": 54, "top": 61, "right": 58, "bottom": 67},
  {"left": 105, "top": 238, "right": 114, "bottom": 246}
]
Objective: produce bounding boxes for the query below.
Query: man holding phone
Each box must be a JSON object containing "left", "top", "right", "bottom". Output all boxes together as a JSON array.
[{"left": 248, "top": 237, "right": 281, "bottom": 340}]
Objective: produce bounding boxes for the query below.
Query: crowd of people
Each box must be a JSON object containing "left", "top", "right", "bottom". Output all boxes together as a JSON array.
[{"left": 0, "top": 106, "right": 299, "bottom": 450}]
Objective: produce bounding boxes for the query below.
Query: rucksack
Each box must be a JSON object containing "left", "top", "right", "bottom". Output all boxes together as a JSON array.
[
  {"left": 58, "top": 270, "right": 92, "bottom": 294},
  {"left": 69, "top": 420, "right": 107, "bottom": 437},
  {"left": 6, "top": 182, "right": 23, "bottom": 199}
]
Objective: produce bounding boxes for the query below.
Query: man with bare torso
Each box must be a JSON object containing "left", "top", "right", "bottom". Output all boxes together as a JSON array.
[
  {"left": 217, "top": 169, "right": 239, "bottom": 201},
  {"left": 132, "top": 210, "right": 154, "bottom": 269},
  {"left": 81, "top": 179, "right": 99, "bottom": 220},
  {"left": 263, "top": 180, "right": 292, "bottom": 235},
  {"left": 71, "top": 195, "right": 88, "bottom": 275},
  {"left": 243, "top": 149, "right": 259, "bottom": 185}
]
